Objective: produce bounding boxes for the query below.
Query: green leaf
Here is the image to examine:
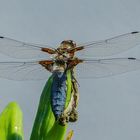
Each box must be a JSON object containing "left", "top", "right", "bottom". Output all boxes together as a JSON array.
[
  {"left": 30, "top": 70, "right": 72, "bottom": 140},
  {"left": 0, "top": 102, "right": 24, "bottom": 140}
]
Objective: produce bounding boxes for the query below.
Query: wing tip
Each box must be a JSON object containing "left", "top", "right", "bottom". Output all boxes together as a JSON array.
[
  {"left": 131, "top": 31, "right": 139, "bottom": 34},
  {"left": 128, "top": 57, "right": 136, "bottom": 60},
  {"left": 0, "top": 36, "right": 4, "bottom": 39}
]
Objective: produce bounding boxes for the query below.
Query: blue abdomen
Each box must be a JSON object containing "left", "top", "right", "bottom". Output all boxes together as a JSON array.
[{"left": 51, "top": 71, "right": 67, "bottom": 119}]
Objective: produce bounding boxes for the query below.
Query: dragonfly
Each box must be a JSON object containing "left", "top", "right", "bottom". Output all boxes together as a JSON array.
[{"left": 0, "top": 31, "right": 140, "bottom": 125}]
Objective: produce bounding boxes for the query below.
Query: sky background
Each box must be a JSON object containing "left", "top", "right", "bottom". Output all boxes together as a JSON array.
[{"left": 0, "top": 0, "right": 140, "bottom": 139}]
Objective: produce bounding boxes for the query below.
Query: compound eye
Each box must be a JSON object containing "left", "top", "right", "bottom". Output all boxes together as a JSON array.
[
  {"left": 69, "top": 40, "right": 73, "bottom": 43},
  {"left": 68, "top": 40, "right": 74, "bottom": 44},
  {"left": 71, "top": 40, "right": 76, "bottom": 47}
]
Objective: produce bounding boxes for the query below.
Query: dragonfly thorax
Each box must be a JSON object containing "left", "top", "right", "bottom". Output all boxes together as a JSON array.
[
  {"left": 53, "top": 60, "right": 67, "bottom": 72},
  {"left": 54, "top": 40, "right": 76, "bottom": 60}
]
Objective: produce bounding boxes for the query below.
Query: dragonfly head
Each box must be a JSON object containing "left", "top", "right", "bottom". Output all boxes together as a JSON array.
[{"left": 60, "top": 40, "right": 76, "bottom": 50}]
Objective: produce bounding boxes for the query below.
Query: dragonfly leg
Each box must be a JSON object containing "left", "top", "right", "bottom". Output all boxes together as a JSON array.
[
  {"left": 69, "top": 108, "right": 78, "bottom": 122},
  {"left": 69, "top": 79, "right": 79, "bottom": 122}
]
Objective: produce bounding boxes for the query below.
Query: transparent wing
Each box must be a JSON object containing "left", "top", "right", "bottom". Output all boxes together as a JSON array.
[
  {"left": 0, "top": 36, "right": 54, "bottom": 59},
  {"left": 76, "top": 31, "right": 140, "bottom": 57},
  {"left": 0, "top": 61, "right": 51, "bottom": 80},
  {"left": 75, "top": 57, "right": 140, "bottom": 78}
]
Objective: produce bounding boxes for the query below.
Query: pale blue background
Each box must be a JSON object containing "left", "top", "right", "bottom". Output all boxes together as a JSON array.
[{"left": 0, "top": 0, "right": 140, "bottom": 139}]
